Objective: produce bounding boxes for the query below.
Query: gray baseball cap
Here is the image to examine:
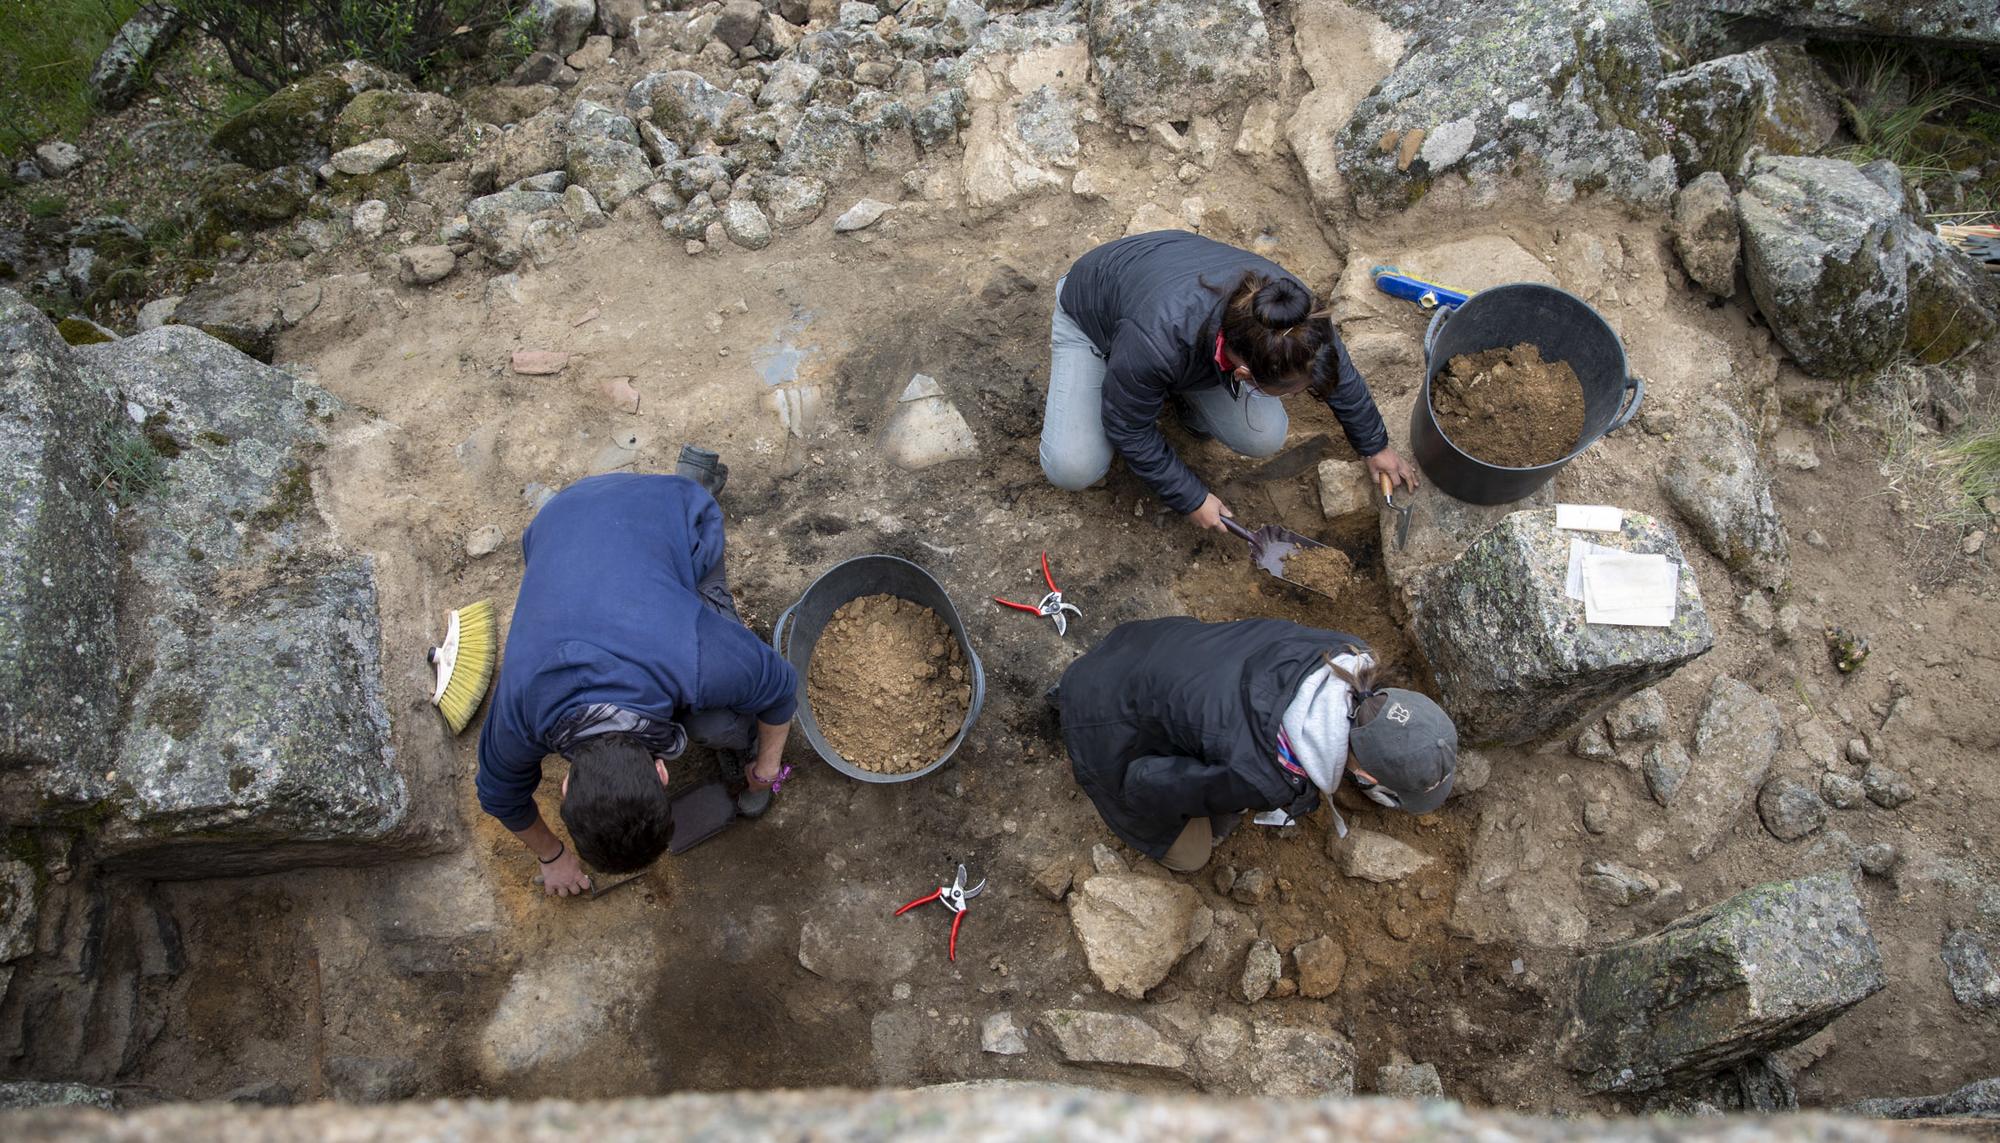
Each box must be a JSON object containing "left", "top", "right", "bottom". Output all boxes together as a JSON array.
[{"left": 1348, "top": 687, "right": 1457, "bottom": 813}]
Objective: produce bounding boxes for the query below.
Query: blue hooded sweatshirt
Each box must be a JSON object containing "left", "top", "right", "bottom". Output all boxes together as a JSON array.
[{"left": 475, "top": 474, "right": 798, "bottom": 830}]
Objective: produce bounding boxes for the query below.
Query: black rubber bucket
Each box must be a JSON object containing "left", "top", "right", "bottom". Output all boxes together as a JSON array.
[
  {"left": 1411, "top": 283, "right": 1644, "bottom": 506},
  {"left": 771, "top": 555, "right": 986, "bottom": 784}
]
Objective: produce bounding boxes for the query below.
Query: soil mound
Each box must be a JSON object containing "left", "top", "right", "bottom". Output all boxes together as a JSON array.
[
  {"left": 807, "top": 594, "right": 970, "bottom": 775},
  {"left": 1432, "top": 343, "right": 1585, "bottom": 468},
  {"left": 1284, "top": 545, "right": 1353, "bottom": 598}
]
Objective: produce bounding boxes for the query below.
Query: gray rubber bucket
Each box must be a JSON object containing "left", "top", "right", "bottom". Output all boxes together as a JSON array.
[
  {"left": 1412, "top": 283, "right": 1644, "bottom": 505},
  {"left": 771, "top": 554, "right": 986, "bottom": 784}
]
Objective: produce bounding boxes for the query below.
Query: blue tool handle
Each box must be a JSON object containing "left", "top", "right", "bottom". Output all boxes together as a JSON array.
[{"left": 1372, "top": 267, "right": 1472, "bottom": 311}]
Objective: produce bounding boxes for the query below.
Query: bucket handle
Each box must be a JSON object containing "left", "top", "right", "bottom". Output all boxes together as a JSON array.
[
  {"left": 963, "top": 647, "right": 987, "bottom": 738},
  {"left": 1606, "top": 374, "right": 1645, "bottom": 435},
  {"left": 772, "top": 600, "right": 799, "bottom": 658},
  {"left": 1421, "top": 302, "right": 1456, "bottom": 364}
]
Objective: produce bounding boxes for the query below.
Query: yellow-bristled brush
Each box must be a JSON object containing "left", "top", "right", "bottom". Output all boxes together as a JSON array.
[{"left": 429, "top": 600, "right": 496, "bottom": 734}]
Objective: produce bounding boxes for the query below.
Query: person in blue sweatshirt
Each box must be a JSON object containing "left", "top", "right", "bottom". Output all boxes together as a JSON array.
[{"left": 476, "top": 472, "right": 797, "bottom": 896}]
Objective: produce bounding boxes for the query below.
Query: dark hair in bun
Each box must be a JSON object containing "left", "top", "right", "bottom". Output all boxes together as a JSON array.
[{"left": 1210, "top": 269, "right": 1330, "bottom": 395}]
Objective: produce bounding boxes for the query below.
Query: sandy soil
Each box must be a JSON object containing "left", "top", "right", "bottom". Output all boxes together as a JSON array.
[
  {"left": 83, "top": 128, "right": 2000, "bottom": 1115},
  {"left": 809, "top": 594, "right": 970, "bottom": 775}
]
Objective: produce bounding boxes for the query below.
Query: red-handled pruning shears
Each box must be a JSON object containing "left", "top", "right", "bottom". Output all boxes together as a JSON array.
[
  {"left": 894, "top": 863, "right": 986, "bottom": 961},
  {"left": 993, "top": 551, "right": 1082, "bottom": 637}
]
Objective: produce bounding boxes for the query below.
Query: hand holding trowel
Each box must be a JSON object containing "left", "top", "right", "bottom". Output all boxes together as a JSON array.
[{"left": 1379, "top": 474, "right": 1413, "bottom": 551}]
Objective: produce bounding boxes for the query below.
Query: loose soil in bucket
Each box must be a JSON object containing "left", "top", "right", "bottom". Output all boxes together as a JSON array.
[
  {"left": 1282, "top": 545, "right": 1353, "bottom": 599},
  {"left": 1432, "top": 343, "right": 1585, "bottom": 468},
  {"left": 806, "top": 593, "right": 972, "bottom": 775}
]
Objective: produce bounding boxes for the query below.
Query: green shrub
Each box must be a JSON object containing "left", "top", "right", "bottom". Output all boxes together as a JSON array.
[{"left": 178, "top": 0, "right": 527, "bottom": 92}]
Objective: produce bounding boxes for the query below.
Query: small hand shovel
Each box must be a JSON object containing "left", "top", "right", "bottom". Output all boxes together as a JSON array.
[
  {"left": 1220, "top": 517, "right": 1339, "bottom": 601},
  {"left": 1379, "top": 475, "right": 1413, "bottom": 551}
]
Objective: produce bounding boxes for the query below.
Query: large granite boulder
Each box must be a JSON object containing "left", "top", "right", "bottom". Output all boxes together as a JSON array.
[
  {"left": 1737, "top": 156, "right": 1913, "bottom": 378},
  {"left": 1905, "top": 217, "right": 2000, "bottom": 364},
  {"left": 1562, "top": 870, "right": 1886, "bottom": 1093},
  {"left": 211, "top": 61, "right": 406, "bottom": 171},
  {"left": 1084, "top": 0, "right": 1274, "bottom": 129},
  {"left": 1335, "top": 0, "right": 1675, "bottom": 217},
  {"left": 1671, "top": 172, "right": 1741, "bottom": 297},
  {"left": 87, "top": 6, "right": 182, "bottom": 112},
  {"left": 1661, "top": 0, "right": 2000, "bottom": 51},
  {"left": 74, "top": 328, "right": 406, "bottom": 876},
  {"left": 1407, "top": 509, "right": 1714, "bottom": 745},
  {"left": 1661, "top": 396, "right": 1790, "bottom": 588},
  {"left": 1039, "top": 1010, "right": 1189, "bottom": 1078},
  {"left": 1656, "top": 46, "right": 1839, "bottom": 182},
  {"left": 1068, "top": 873, "right": 1212, "bottom": 1000},
  {"left": 0, "top": 291, "right": 119, "bottom": 778},
  {"left": 1282, "top": 1, "right": 1401, "bottom": 223},
  {"left": 331, "top": 90, "right": 475, "bottom": 164}
]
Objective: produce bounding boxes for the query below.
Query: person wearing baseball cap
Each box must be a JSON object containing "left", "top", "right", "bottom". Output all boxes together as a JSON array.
[{"left": 1051, "top": 616, "right": 1457, "bottom": 872}]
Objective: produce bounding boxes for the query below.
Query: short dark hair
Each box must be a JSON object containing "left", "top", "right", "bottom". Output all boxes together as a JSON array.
[
  {"left": 1211, "top": 270, "right": 1330, "bottom": 394},
  {"left": 560, "top": 733, "right": 672, "bottom": 873}
]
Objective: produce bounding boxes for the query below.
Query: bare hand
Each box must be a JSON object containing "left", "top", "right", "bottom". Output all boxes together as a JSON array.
[
  {"left": 1187, "top": 493, "right": 1234, "bottom": 533},
  {"left": 1365, "top": 448, "right": 1419, "bottom": 492},
  {"left": 537, "top": 847, "right": 591, "bottom": 897}
]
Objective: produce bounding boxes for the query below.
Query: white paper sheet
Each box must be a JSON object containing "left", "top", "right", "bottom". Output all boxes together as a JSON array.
[
  {"left": 1581, "top": 550, "right": 1679, "bottom": 626},
  {"left": 1557, "top": 504, "right": 1625, "bottom": 532},
  {"left": 1566, "top": 538, "right": 1628, "bottom": 601}
]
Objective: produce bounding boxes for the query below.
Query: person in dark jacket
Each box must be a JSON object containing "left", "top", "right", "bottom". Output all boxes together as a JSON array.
[
  {"left": 476, "top": 473, "right": 797, "bottom": 895},
  {"left": 1043, "top": 231, "right": 1419, "bottom": 532},
  {"left": 1055, "top": 617, "right": 1456, "bottom": 871}
]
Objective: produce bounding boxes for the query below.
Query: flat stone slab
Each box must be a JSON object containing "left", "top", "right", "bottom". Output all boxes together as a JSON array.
[
  {"left": 1407, "top": 509, "right": 1714, "bottom": 745},
  {"left": 1562, "top": 869, "right": 1886, "bottom": 1093}
]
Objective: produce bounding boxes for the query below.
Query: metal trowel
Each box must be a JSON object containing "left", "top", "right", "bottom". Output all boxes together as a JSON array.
[{"left": 1379, "top": 475, "right": 1413, "bottom": 550}]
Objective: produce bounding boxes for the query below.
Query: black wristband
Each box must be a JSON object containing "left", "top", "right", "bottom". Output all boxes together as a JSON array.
[{"left": 538, "top": 840, "right": 564, "bottom": 864}]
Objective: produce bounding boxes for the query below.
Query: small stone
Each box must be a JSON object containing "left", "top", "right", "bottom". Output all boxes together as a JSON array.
[
  {"left": 1819, "top": 772, "right": 1866, "bottom": 810},
  {"left": 397, "top": 245, "right": 457, "bottom": 286},
  {"left": 1739, "top": 591, "right": 1776, "bottom": 632},
  {"left": 1237, "top": 939, "right": 1281, "bottom": 1003},
  {"left": 1571, "top": 721, "right": 1615, "bottom": 761},
  {"left": 1862, "top": 765, "right": 1914, "bottom": 809},
  {"left": 980, "top": 1011, "right": 1028, "bottom": 1055},
  {"left": 1582, "top": 799, "right": 1612, "bottom": 835},
  {"left": 1857, "top": 843, "right": 1898, "bottom": 878},
  {"left": 352, "top": 199, "right": 390, "bottom": 239},
  {"left": 1090, "top": 843, "right": 1126, "bottom": 874},
  {"left": 35, "top": 141, "right": 83, "bottom": 177},
  {"left": 464, "top": 524, "right": 506, "bottom": 559},
  {"left": 684, "top": 239, "right": 706, "bottom": 255},
  {"left": 1772, "top": 427, "right": 1821, "bottom": 471},
  {"left": 1644, "top": 741, "right": 1692, "bottom": 807},
  {"left": 722, "top": 200, "right": 772, "bottom": 250},
  {"left": 1774, "top": 604, "right": 1803, "bottom": 643},
  {"left": 1376, "top": 1061, "right": 1445, "bottom": 1099},
  {"left": 1794, "top": 720, "right": 1840, "bottom": 770},
  {"left": 1384, "top": 907, "right": 1417, "bottom": 941},
  {"left": 1032, "top": 859, "right": 1073, "bottom": 901},
  {"left": 1293, "top": 936, "right": 1346, "bottom": 999},
  {"left": 1806, "top": 529, "right": 1829, "bottom": 549},
  {"left": 1757, "top": 775, "right": 1826, "bottom": 841},
  {"left": 1449, "top": 747, "right": 1491, "bottom": 799},
  {"left": 1965, "top": 530, "right": 1987, "bottom": 556},
  {"left": 892, "top": 982, "right": 911, "bottom": 1000},
  {"left": 833, "top": 199, "right": 893, "bottom": 233},
  {"left": 1229, "top": 867, "right": 1272, "bottom": 905},
  {"left": 1335, "top": 829, "right": 1435, "bottom": 883},
  {"left": 1581, "top": 860, "right": 1659, "bottom": 907},
  {"left": 1271, "top": 978, "right": 1298, "bottom": 998},
  {"left": 1211, "top": 864, "right": 1237, "bottom": 896},
  {"left": 510, "top": 349, "right": 569, "bottom": 375},
  {"left": 1606, "top": 688, "right": 1666, "bottom": 745},
  {"left": 1845, "top": 738, "right": 1872, "bottom": 765},
  {"left": 1940, "top": 929, "right": 2000, "bottom": 1010},
  {"left": 330, "top": 138, "right": 407, "bottom": 175}
]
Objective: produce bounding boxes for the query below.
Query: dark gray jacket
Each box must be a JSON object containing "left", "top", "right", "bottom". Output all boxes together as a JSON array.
[
  {"left": 1055, "top": 617, "right": 1366, "bottom": 860},
  {"left": 1058, "top": 231, "right": 1389, "bottom": 514}
]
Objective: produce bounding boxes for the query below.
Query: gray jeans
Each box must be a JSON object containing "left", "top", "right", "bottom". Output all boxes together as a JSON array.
[{"left": 1040, "top": 275, "right": 1290, "bottom": 492}]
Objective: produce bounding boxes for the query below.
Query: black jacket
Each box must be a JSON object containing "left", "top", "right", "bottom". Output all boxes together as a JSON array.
[
  {"left": 1058, "top": 231, "right": 1390, "bottom": 514},
  {"left": 1055, "top": 617, "right": 1367, "bottom": 860}
]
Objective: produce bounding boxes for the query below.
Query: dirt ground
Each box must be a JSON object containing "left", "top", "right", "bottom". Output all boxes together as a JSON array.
[{"left": 78, "top": 128, "right": 2000, "bottom": 1115}]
